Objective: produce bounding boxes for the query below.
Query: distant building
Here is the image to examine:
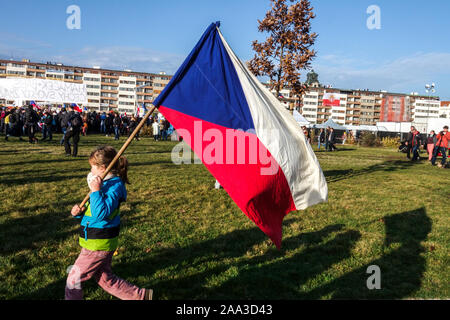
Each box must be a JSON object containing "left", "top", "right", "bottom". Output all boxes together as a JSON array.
[
  {"left": 264, "top": 72, "right": 441, "bottom": 128},
  {"left": 0, "top": 59, "right": 172, "bottom": 113},
  {"left": 440, "top": 101, "right": 450, "bottom": 118}
]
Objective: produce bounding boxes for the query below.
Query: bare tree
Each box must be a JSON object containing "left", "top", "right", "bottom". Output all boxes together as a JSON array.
[{"left": 248, "top": 0, "right": 317, "bottom": 99}]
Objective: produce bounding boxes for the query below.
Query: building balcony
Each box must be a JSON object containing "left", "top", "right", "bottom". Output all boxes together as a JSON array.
[
  {"left": 101, "top": 97, "right": 118, "bottom": 101},
  {"left": 102, "top": 74, "right": 119, "bottom": 79},
  {"left": 101, "top": 89, "right": 118, "bottom": 94},
  {"left": 101, "top": 81, "right": 119, "bottom": 87}
]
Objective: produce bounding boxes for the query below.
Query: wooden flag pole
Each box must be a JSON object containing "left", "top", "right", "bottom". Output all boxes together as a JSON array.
[{"left": 79, "top": 105, "right": 158, "bottom": 209}]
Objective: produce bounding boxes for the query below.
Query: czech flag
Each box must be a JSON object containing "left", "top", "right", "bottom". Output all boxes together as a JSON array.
[
  {"left": 71, "top": 103, "right": 83, "bottom": 113},
  {"left": 153, "top": 22, "right": 327, "bottom": 248},
  {"left": 30, "top": 101, "right": 41, "bottom": 110}
]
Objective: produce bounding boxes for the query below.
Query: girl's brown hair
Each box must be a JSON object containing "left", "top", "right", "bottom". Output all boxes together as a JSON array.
[{"left": 89, "top": 145, "right": 130, "bottom": 184}]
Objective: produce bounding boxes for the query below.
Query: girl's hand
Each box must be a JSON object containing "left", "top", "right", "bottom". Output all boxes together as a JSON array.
[
  {"left": 88, "top": 176, "right": 103, "bottom": 192},
  {"left": 71, "top": 205, "right": 85, "bottom": 217}
]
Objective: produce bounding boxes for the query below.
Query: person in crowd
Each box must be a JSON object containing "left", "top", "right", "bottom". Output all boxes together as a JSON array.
[
  {"left": 51, "top": 111, "right": 58, "bottom": 133},
  {"left": 24, "top": 104, "right": 39, "bottom": 144},
  {"left": 113, "top": 113, "right": 121, "bottom": 140},
  {"left": 121, "top": 114, "right": 129, "bottom": 136},
  {"left": 0, "top": 107, "right": 6, "bottom": 135},
  {"left": 318, "top": 128, "right": 325, "bottom": 151},
  {"left": 6, "top": 108, "right": 21, "bottom": 141},
  {"left": 152, "top": 119, "right": 160, "bottom": 141},
  {"left": 327, "top": 127, "right": 338, "bottom": 151},
  {"left": 64, "top": 105, "right": 82, "bottom": 157},
  {"left": 67, "top": 145, "right": 152, "bottom": 300},
  {"left": 81, "top": 113, "right": 89, "bottom": 136},
  {"left": 4, "top": 108, "right": 12, "bottom": 140},
  {"left": 128, "top": 116, "right": 140, "bottom": 141},
  {"left": 425, "top": 130, "right": 437, "bottom": 161},
  {"left": 301, "top": 126, "right": 311, "bottom": 144},
  {"left": 105, "top": 112, "right": 114, "bottom": 137},
  {"left": 342, "top": 131, "right": 347, "bottom": 145},
  {"left": 431, "top": 126, "right": 450, "bottom": 168},
  {"left": 159, "top": 119, "right": 165, "bottom": 140},
  {"left": 406, "top": 126, "right": 421, "bottom": 161},
  {"left": 60, "top": 108, "right": 70, "bottom": 146},
  {"left": 41, "top": 111, "right": 53, "bottom": 141},
  {"left": 100, "top": 112, "right": 107, "bottom": 134},
  {"left": 162, "top": 119, "right": 171, "bottom": 141}
]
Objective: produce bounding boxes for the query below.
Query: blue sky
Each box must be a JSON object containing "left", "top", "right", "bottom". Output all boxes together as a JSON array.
[{"left": 1, "top": 0, "right": 449, "bottom": 99}]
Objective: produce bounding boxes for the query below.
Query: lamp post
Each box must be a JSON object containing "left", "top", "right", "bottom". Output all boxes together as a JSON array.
[{"left": 425, "top": 83, "right": 436, "bottom": 133}]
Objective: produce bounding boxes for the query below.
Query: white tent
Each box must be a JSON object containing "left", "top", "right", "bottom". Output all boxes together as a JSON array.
[
  {"left": 312, "top": 118, "right": 346, "bottom": 130},
  {"left": 345, "top": 125, "right": 389, "bottom": 132},
  {"left": 292, "top": 109, "right": 310, "bottom": 126}
]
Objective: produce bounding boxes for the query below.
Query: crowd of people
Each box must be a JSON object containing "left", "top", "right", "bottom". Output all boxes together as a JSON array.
[
  {"left": 301, "top": 125, "right": 341, "bottom": 152},
  {"left": 402, "top": 125, "right": 450, "bottom": 168},
  {"left": 0, "top": 105, "right": 173, "bottom": 156},
  {"left": 1, "top": 105, "right": 449, "bottom": 167}
]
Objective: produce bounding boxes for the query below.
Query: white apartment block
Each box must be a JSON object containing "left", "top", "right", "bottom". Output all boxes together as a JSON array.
[
  {"left": 440, "top": 101, "right": 450, "bottom": 119},
  {"left": 0, "top": 59, "right": 172, "bottom": 114},
  {"left": 411, "top": 99, "right": 440, "bottom": 132}
]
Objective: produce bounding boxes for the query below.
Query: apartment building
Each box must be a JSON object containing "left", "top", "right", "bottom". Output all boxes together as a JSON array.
[
  {"left": 268, "top": 84, "right": 439, "bottom": 127},
  {"left": 297, "top": 88, "right": 384, "bottom": 126},
  {"left": 0, "top": 59, "right": 171, "bottom": 113},
  {"left": 440, "top": 101, "right": 450, "bottom": 119}
]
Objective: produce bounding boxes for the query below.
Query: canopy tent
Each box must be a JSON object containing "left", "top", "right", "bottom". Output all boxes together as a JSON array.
[
  {"left": 0, "top": 78, "right": 87, "bottom": 105},
  {"left": 312, "top": 118, "right": 346, "bottom": 130},
  {"left": 292, "top": 109, "right": 310, "bottom": 126},
  {"left": 345, "top": 125, "right": 389, "bottom": 132}
]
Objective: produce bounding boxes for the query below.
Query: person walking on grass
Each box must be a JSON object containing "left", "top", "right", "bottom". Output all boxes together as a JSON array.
[
  {"left": 407, "top": 126, "right": 422, "bottom": 161},
  {"left": 152, "top": 119, "right": 160, "bottom": 141},
  {"left": 431, "top": 125, "right": 450, "bottom": 168},
  {"left": 64, "top": 106, "right": 82, "bottom": 157},
  {"left": 342, "top": 131, "right": 347, "bottom": 145},
  {"left": 25, "top": 104, "right": 39, "bottom": 144},
  {"left": 425, "top": 130, "right": 436, "bottom": 161},
  {"left": 318, "top": 128, "right": 325, "bottom": 151},
  {"left": 327, "top": 127, "right": 338, "bottom": 151},
  {"left": 67, "top": 145, "right": 153, "bottom": 300},
  {"left": 113, "top": 113, "right": 121, "bottom": 140}
]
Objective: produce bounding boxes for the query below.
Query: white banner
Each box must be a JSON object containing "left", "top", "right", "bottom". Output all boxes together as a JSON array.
[{"left": 0, "top": 78, "right": 87, "bottom": 104}]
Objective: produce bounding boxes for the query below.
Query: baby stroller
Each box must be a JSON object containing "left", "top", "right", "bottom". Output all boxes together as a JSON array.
[{"left": 398, "top": 140, "right": 408, "bottom": 153}]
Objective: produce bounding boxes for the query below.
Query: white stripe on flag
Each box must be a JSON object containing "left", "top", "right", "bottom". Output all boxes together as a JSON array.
[{"left": 217, "top": 29, "right": 328, "bottom": 210}]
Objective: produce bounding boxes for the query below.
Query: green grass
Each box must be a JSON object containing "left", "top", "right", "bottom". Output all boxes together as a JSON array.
[{"left": 0, "top": 134, "right": 448, "bottom": 300}]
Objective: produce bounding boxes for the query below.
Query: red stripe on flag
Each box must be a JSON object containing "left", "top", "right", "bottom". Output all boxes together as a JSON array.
[{"left": 159, "top": 105, "right": 296, "bottom": 248}]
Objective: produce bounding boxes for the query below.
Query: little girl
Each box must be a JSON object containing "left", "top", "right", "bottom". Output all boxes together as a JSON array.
[{"left": 66, "top": 145, "right": 152, "bottom": 300}]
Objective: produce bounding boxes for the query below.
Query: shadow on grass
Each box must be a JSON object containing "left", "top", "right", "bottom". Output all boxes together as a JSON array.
[
  {"left": 110, "top": 222, "right": 360, "bottom": 299},
  {"left": 9, "top": 208, "right": 430, "bottom": 300},
  {"left": 3, "top": 157, "right": 85, "bottom": 168},
  {"left": 0, "top": 200, "right": 76, "bottom": 255},
  {"left": 0, "top": 173, "right": 87, "bottom": 186},
  {"left": 300, "top": 207, "right": 431, "bottom": 299},
  {"left": 324, "top": 159, "right": 419, "bottom": 183},
  {"left": 115, "top": 208, "right": 430, "bottom": 299}
]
